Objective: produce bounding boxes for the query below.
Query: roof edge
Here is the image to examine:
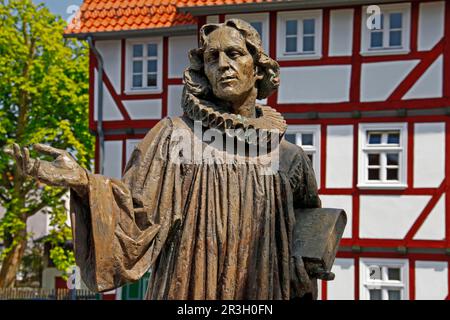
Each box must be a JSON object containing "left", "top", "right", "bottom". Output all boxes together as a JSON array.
[
  {"left": 64, "top": 24, "right": 198, "bottom": 40},
  {"left": 178, "top": 0, "right": 412, "bottom": 15}
]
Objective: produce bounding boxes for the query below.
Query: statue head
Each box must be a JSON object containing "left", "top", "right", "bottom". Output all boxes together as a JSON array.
[{"left": 183, "top": 19, "right": 280, "bottom": 106}]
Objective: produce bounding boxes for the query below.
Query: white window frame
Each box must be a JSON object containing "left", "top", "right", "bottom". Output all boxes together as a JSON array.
[
  {"left": 225, "top": 13, "right": 269, "bottom": 53},
  {"left": 125, "top": 37, "right": 163, "bottom": 94},
  {"left": 360, "top": 258, "right": 409, "bottom": 300},
  {"left": 361, "top": 3, "right": 411, "bottom": 56},
  {"left": 358, "top": 123, "right": 407, "bottom": 189},
  {"left": 277, "top": 10, "right": 323, "bottom": 60},
  {"left": 286, "top": 125, "right": 321, "bottom": 187}
]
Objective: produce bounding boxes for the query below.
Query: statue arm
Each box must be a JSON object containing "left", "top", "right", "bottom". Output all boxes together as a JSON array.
[
  {"left": 289, "top": 148, "right": 321, "bottom": 210},
  {"left": 288, "top": 148, "right": 322, "bottom": 299},
  {"left": 70, "top": 118, "right": 178, "bottom": 293}
]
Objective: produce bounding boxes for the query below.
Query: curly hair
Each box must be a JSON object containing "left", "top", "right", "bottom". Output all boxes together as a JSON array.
[{"left": 183, "top": 19, "right": 280, "bottom": 102}]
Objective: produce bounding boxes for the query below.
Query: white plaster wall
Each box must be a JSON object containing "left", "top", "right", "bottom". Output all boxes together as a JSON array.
[
  {"left": 327, "top": 258, "right": 355, "bottom": 300},
  {"left": 168, "top": 85, "right": 184, "bottom": 117},
  {"left": 418, "top": 1, "right": 445, "bottom": 52},
  {"left": 104, "top": 140, "right": 123, "bottom": 179},
  {"left": 94, "top": 70, "right": 124, "bottom": 121},
  {"left": 361, "top": 61, "right": 419, "bottom": 102},
  {"left": 359, "top": 195, "right": 430, "bottom": 239},
  {"left": 414, "top": 194, "right": 446, "bottom": 240},
  {"left": 168, "top": 35, "right": 197, "bottom": 78},
  {"left": 329, "top": 9, "right": 354, "bottom": 56},
  {"left": 95, "top": 40, "right": 122, "bottom": 93},
  {"left": 413, "top": 122, "right": 445, "bottom": 188},
  {"left": 27, "top": 210, "right": 48, "bottom": 240},
  {"left": 415, "top": 261, "right": 448, "bottom": 300},
  {"left": 123, "top": 99, "right": 162, "bottom": 120},
  {"left": 404, "top": 55, "right": 443, "bottom": 99},
  {"left": 326, "top": 125, "right": 353, "bottom": 188},
  {"left": 278, "top": 66, "right": 351, "bottom": 103},
  {"left": 319, "top": 195, "right": 352, "bottom": 238}
]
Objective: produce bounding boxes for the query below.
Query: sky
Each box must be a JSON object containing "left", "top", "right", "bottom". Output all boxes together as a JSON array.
[{"left": 33, "top": 0, "right": 83, "bottom": 22}]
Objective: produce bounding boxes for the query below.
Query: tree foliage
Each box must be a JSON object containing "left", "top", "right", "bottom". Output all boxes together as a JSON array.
[{"left": 0, "top": 0, "right": 92, "bottom": 286}]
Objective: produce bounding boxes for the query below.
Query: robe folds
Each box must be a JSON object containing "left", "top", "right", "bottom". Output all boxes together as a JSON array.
[{"left": 70, "top": 115, "right": 321, "bottom": 300}]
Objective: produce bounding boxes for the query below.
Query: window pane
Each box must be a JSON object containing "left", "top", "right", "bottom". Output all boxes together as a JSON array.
[
  {"left": 389, "top": 30, "right": 402, "bottom": 47},
  {"left": 302, "top": 133, "right": 314, "bottom": 146},
  {"left": 387, "top": 132, "right": 400, "bottom": 144},
  {"left": 368, "top": 133, "right": 382, "bottom": 144},
  {"left": 368, "top": 154, "right": 380, "bottom": 166},
  {"left": 148, "top": 44, "right": 157, "bottom": 57},
  {"left": 303, "top": 19, "right": 315, "bottom": 34},
  {"left": 133, "top": 44, "right": 143, "bottom": 57},
  {"left": 147, "top": 60, "right": 157, "bottom": 73},
  {"left": 369, "top": 168, "right": 380, "bottom": 180},
  {"left": 286, "top": 37, "right": 297, "bottom": 52},
  {"left": 386, "top": 153, "right": 399, "bottom": 166},
  {"left": 388, "top": 290, "right": 401, "bottom": 300},
  {"left": 133, "top": 61, "right": 143, "bottom": 73},
  {"left": 388, "top": 268, "right": 401, "bottom": 281},
  {"left": 369, "top": 289, "right": 382, "bottom": 300},
  {"left": 370, "top": 32, "right": 383, "bottom": 48},
  {"left": 369, "top": 266, "right": 382, "bottom": 280},
  {"left": 250, "top": 21, "right": 263, "bottom": 37},
  {"left": 133, "top": 74, "right": 142, "bottom": 87},
  {"left": 387, "top": 168, "right": 398, "bottom": 180},
  {"left": 390, "top": 13, "right": 402, "bottom": 29},
  {"left": 286, "top": 20, "right": 297, "bottom": 35},
  {"left": 303, "top": 36, "right": 315, "bottom": 52},
  {"left": 147, "top": 73, "right": 157, "bottom": 87},
  {"left": 285, "top": 134, "right": 296, "bottom": 144}
]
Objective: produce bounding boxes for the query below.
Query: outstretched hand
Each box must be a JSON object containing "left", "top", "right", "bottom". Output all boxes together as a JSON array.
[{"left": 6, "top": 143, "right": 89, "bottom": 197}]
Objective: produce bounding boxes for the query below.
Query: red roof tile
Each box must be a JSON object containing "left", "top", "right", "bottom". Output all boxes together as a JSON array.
[{"left": 65, "top": 0, "right": 269, "bottom": 35}]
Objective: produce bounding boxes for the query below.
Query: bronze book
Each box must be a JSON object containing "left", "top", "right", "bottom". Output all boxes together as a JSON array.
[{"left": 293, "top": 208, "right": 347, "bottom": 277}]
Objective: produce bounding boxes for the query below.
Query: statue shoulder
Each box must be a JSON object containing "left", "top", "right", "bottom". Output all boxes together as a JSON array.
[{"left": 279, "top": 139, "right": 310, "bottom": 173}]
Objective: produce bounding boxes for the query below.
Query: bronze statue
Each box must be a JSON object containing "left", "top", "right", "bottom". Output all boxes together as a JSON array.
[{"left": 9, "top": 19, "right": 345, "bottom": 300}]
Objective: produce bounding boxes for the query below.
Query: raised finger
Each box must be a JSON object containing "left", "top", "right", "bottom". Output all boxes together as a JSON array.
[
  {"left": 13, "top": 143, "right": 24, "bottom": 172},
  {"left": 33, "top": 143, "right": 64, "bottom": 158},
  {"left": 22, "top": 147, "right": 33, "bottom": 174}
]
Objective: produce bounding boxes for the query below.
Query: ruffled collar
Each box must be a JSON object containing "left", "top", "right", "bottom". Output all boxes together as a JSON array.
[{"left": 183, "top": 92, "right": 287, "bottom": 146}]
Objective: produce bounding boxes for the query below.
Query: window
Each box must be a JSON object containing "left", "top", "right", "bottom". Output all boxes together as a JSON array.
[
  {"left": 226, "top": 13, "right": 269, "bottom": 53},
  {"left": 277, "top": 10, "right": 322, "bottom": 60},
  {"left": 126, "top": 38, "right": 162, "bottom": 93},
  {"left": 362, "top": 3, "right": 410, "bottom": 55},
  {"left": 360, "top": 259, "right": 408, "bottom": 300},
  {"left": 358, "top": 123, "right": 407, "bottom": 189},
  {"left": 285, "top": 125, "right": 321, "bottom": 187}
]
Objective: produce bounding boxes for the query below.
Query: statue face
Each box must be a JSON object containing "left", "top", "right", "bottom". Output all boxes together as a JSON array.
[{"left": 203, "top": 26, "right": 258, "bottom": 103}]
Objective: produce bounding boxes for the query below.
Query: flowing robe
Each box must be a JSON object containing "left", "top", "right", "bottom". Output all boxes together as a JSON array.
[{"left": 70, "top": 116, "right": 321, "bottom": 300}]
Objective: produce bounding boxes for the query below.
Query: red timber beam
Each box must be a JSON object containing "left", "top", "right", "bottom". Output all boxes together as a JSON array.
[
  {"left": 91, "top": 52, "right": 131, "bottom": 122},
  {"left": 404, "top": 181, "right": 446, "bottom": 241},
  {"left": 267, "top": 11, "right": 278, "bottom": 107},
  {"left": 162, "top": 36, "right": 169, "bottom": 118},
  {"left": 350, "top": 6, "right": 361, "bottom": 103},
  {"left": 389, "top": 40, "right": 444, "bottom": 100},
  {"left": 444, "top": 0, "right": 450, "bottom": 301}
]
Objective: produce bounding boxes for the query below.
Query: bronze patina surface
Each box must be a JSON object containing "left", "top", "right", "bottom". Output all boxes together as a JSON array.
[{"left": 9, "top": 19, "right": 346, "bottom": 300}]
